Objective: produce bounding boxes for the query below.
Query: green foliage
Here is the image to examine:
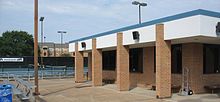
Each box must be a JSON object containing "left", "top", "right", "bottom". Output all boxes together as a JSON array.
[{"left": 0, "top": 31, "right": 34, "bottom": 56}]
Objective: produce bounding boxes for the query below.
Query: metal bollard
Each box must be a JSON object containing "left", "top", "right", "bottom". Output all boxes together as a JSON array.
[
  {"left": 28, "top": 73, "right": 30, "bottom": 81},
  {"left": 59, "top": 73, "right": 61, "bottom": 79}
]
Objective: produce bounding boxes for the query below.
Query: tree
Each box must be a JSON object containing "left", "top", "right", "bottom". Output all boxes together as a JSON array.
[{"left": 0, "top": 31, "right": 34, "bottom": 56}]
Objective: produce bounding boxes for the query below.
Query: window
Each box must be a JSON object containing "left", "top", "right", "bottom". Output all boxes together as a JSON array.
[
  {"left": 171, "top": 44, "right": 182, "bottom": 74},
  {"left": 84, "top": 57, "right": 88, "bottom": 67},
  {"left": 129, "top": 48, "right": 143, "bottom": 73},
  {"left": 204, "top": 44, "right": 220, "bottom": 74},
  {"left": 43, "top": 47, "right": 48, "bottom": 50},
  {"left": 44, "top": 52, "right": 47, "bottom": 56},
  {"left": 102, "top": 50, "right": 116, "bottom": 70},
  {"left": 154, "top": 45, "right": 182, "bottom": 74}
]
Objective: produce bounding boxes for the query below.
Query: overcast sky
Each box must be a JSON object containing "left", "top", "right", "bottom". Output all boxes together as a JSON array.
[{"left": 0, "top": 0, "right": 220, "bottom": 43}]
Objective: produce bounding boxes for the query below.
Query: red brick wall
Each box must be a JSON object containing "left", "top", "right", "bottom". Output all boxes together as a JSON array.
[
  {"left": 88, "top": 52, "right": 92, "bottom": 80},
  {"left": 101, "top": 46, "right": 182, "bottom": 90},
  {"left": 129, "top": 47, "right": 155, "bottom": 88},
  {"left": 182, "top": 43, "right": 203, "bottom": 93},
  {"left": 129, "top": 73, "right": 181, "bottom": 89},
  {"left": 129, "top": 46, "right": 181, "bottom": 89},
  {"left": 102, "top": 70, "right": 116, "bottom": 80},
  {"left": 99, "top": 42, "right": 220, "bottom": 94},
  {"left": 171, "top": 74, "right": 182, "bottom": 86},
  {"left": 183, "top": 43, "right": 220, "bottom": 93}
]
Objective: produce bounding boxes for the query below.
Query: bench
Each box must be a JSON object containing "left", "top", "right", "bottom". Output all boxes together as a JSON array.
[
  {"left": 103, "top": 79, "right": 115, "bottom": 84},
  {"left": 14, "top": 77, "right": 35, "bottom": 101},
  {"left": 151, "top": 84, "right": 181, "bottom": 93},
  {"left": 204, "top": 84, "right": 220, "bottom": 94}
]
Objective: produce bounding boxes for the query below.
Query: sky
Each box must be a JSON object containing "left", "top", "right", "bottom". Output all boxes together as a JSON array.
[{"left": 0, "top": 0, "right": 220, "bottom": 43}]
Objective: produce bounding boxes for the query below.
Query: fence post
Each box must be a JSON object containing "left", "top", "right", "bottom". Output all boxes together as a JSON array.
[
  {"left": 7, "top": 72, "right": 9, "bottom": 80},
  {"left": 59, "top": 72, "right": 61, "bottom": 79},
  {"left": 28, "top": 72, "right": 30, "bottom": 81},
  {"left": 41, "top": 71, "right": 44, "bottom": 80}
]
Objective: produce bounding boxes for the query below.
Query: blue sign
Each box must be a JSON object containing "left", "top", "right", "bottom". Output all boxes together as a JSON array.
[{"left": 0, "top": 84, "right": 12, "bottom": 102}]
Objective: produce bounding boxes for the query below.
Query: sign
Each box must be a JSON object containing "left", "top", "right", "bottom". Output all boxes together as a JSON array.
[
  {"left": 216, "top": 22, "right": 220, "bottom": 36},
  {"left": 0, "top": 58, "right": 24, "bottom": 62}
]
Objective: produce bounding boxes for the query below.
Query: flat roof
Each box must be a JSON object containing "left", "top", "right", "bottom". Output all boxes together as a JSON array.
[{"left": 69, "top": 9, "right": 220, "bottom": 43}]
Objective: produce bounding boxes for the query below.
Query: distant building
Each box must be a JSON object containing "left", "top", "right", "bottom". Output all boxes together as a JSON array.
[{"left": 39, "top": 42, "right": 71, "bottom": 57}]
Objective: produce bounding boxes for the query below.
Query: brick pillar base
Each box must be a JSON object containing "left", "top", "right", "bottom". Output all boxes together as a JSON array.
[
  {"left": 75, "top": 42, "right": 84, "bottom": 83},
  {"left": 117, "top": 32, "right": 130, "bottom": 91},
  {"left": 92, "top": 39, "right": 103, "bottom": 86},
  {"left": 156, "top": 24, "right": 171, "bottom": 98}
]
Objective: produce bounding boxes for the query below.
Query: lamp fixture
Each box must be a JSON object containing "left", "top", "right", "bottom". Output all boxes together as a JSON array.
[{"left": 81, "top": 42, "right": 86, "bottom": 48}]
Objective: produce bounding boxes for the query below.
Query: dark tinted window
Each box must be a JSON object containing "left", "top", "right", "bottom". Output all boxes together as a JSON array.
[
  {"left": 129, "top": 48, "right": 143, "bottom": 73},
  {"left": 171, "top": 44, "right": 182, "bottom": 74},
  {"left": 102, "top": 50, "right": 116, "bottom": 70},
  {"left": 204, "top": 44, "right": 220, "bottom": 74}
]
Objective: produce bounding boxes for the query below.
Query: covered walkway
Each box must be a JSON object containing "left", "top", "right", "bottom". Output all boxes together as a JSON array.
[{"left": 69, "top": 9, "right": 220, "bottom": 98}]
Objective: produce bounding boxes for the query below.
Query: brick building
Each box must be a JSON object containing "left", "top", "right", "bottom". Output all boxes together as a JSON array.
[
  {"left": 69, "top": 9, "right": 220, "bottom": 98},
  {"left": 39, "top": 42, "right": 70, "bottom": 57}
]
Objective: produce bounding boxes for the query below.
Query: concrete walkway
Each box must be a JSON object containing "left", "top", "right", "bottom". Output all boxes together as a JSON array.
[
  {"left": 34, "top": 79, "right": 159, "bottom": 102},
  {"left": 28, "top": 79, "right": 220, "bottom": 102}
]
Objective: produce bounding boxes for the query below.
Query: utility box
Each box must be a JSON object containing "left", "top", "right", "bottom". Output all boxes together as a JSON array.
[{"left": 0, "top": 84, "right": 12, "bottom": 102}]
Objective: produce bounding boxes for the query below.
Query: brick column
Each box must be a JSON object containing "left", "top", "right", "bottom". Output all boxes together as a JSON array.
[
  {"left": 156, "top": 24, "right": 171, "bottom": 98},
  {"left": 75, "top": 42, "right": 84, "bottom": 83},
  {"left": 88, "top": 52, "right": 92, "bottom": 81},
  {"left": 117, "top": 32, "right": 130, "bottom": 91},
  {"left": 92, "top": 39, "right": 102, "bottom": 86},
  {"left": 182, "top": 43, "right": 203, "bottom": 93}
]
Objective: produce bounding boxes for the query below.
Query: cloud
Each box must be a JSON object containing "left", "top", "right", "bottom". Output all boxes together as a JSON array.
[
  {"left": 43, "top": 1, "right": 132, "bottom": 20},
  {"left": 0, "top": 0, "right": 33, "bottom": 12}
]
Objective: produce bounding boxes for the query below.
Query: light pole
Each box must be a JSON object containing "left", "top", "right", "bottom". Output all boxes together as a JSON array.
[
  {"left": 39, "top": 17, "right": 44, "bottom": 68},
  {"left": 132, "top": 1, "right": 147, "bottom": 24},
  {"left": 34, "top": 0, "right": 40, "bottom": 95},
  {"left": 57, "top": 31, "right": 67, "bottom": 55}
]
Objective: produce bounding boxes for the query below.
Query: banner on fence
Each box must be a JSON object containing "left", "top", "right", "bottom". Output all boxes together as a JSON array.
[{"left": 0, "top": 58, "right": 24, "bottom": 62}]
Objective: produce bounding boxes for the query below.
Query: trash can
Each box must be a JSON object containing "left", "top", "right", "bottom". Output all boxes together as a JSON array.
[{"left": 0, "top": 84, "right": 12, "bottom": 102}]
